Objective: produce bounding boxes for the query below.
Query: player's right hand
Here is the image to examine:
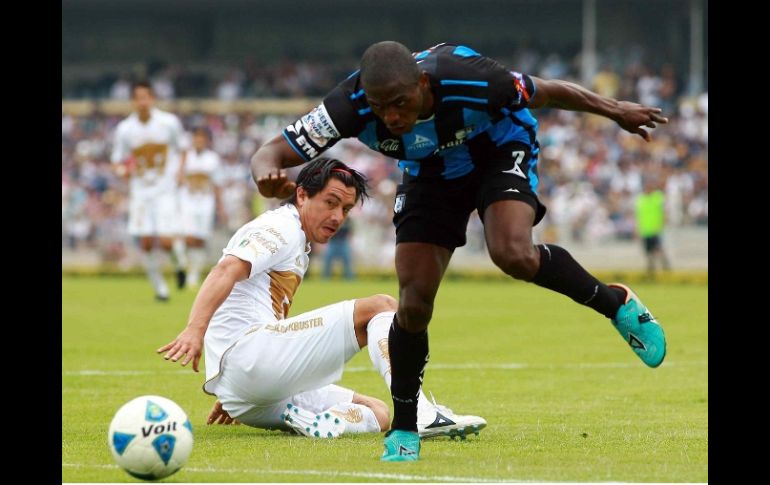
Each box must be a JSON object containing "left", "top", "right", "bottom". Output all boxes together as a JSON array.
[
  {"left": 257, "top": 170, "right": 296, "bottom": 199},
  {"left": 156, "top": 327, "right": 205, "bottom": 372}
]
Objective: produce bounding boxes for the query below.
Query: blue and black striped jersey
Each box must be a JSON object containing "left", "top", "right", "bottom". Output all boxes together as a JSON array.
[{"left": 282, "top": 43, "right": 539, "bottom": 180}]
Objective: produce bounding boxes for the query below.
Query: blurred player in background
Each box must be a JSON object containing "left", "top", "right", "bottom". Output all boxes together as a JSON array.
[
  {"left": 158, "top": 158, "right": 486, "bottom": 439},
  {"left": 111, "top": 81, "right": 187, "bottom": 300},
  {"left": 635, "top": 177, "right": 671, "bottom": 278},
  {"left": 251, "top": 41, "right": 669, "bottom": 461},
  {"left": 179, "top": 126, "right": 224, "bottom": 288}
]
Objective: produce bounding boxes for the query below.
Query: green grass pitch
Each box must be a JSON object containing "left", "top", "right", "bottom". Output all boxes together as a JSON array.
[{"left": 62, "top": 276, "right": 707, "bottom": 482}]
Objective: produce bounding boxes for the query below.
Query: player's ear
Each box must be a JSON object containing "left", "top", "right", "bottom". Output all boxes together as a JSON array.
[
  {"left": 418, "top": 72, "right": 429, "bottom": 88},
  {"left": 296, "top": 185, "right": 308, "bottom": 208}
]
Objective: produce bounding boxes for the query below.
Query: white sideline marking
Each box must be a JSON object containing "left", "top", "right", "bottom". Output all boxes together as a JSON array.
[
  {"left": 63, "top": 361, "right": 707, "bottom": 377},
  {"left": 61, "top": 462, "right": 537, "bottom": 483}
]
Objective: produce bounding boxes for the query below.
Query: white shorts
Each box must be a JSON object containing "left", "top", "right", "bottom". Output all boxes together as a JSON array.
[
  {"left": 180, "top": 192, "right": 215, "bottom": 239},
  {"left": 128, "top": 192, "right": 180, "bottom": 237},
  {"left": 207, "top": 299, "right": 361, "bottom": 425}
]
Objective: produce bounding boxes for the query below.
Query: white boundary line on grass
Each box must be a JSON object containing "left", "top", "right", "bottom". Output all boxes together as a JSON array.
[
  {"left": 63, "top": 360, "right": 707, "bottom": 376},
  {"left": 61, "top": 462, "right": 540, "bottom": 483}
]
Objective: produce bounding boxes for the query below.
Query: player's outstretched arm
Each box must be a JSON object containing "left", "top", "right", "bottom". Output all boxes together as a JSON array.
[
  {"left": 156, "top": 255, "right": 251, "bottom": 372},
  {"left": 528, "top": 76, "right": 668, "bottom": 141},
  {"left": 250, "top": 134, "right": 306, "bottom": 199}
]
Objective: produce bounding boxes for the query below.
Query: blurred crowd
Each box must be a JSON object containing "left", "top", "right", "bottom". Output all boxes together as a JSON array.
[
  {"left": 65, "top": 44, "right": 693, "bottom": 111},
  {"left": 62, "top": 55, "right": 707, "bottom": 269}
]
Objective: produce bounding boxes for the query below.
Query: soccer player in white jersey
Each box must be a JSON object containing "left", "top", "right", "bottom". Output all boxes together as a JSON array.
[
  {"left": 111, "top": 81, "right": 188, "bottom": 300},
  {"left": 179, "top": 126, "right": 223, "bottom": 288},
  {"left": 158, "top": 158, "right": 486, "bottom": 439}
]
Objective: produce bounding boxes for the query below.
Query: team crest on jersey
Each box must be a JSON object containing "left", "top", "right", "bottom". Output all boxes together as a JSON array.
[{"left": 394, "top": 194, "right": 406, "bottom": 213}]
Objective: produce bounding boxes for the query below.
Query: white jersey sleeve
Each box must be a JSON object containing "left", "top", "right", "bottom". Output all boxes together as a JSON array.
[{"left": 223, "top": 212, "right": 302, "bottom": 279}]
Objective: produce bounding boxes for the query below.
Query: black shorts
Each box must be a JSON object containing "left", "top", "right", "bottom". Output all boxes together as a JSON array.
[
  {"left": 643, "top": 235, "right": 662, "bottom": 253},
  {"left": 392, "top": 141, "right": 547, "bottom": 250}
]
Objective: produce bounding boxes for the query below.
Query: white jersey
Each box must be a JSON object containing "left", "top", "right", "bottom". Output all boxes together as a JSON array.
[
  {"left": 204, "top": 204, "right": 310, "bottom": 383},
  {"left": 111, "top": 108, "right": 185, "bottom": 199},
  {"left": 181, "top": 148, "right": 222, "bottom": 197}
]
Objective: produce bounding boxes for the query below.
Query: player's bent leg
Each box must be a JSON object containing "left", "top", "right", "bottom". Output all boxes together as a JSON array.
[
  {"left": 353, "top": 295, "right": 398, "bottom": 348},
  {"left": 351, "top": 393, "right": 390, "bottom": 432},
  {"left": 483, "top": 200, "right": 540, "bottom": 281}
]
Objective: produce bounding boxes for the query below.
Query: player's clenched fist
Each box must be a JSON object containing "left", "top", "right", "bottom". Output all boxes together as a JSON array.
[{"left": 257, "top": 170, "right": 296, "bottom": 199}]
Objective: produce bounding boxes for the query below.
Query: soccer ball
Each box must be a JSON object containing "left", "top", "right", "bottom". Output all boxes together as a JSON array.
[{"left": 107, "top": 395, "right": 193, "bottom": 480}]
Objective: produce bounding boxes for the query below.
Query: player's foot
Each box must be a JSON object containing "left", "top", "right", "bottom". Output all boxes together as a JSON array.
[
  {"left": 381, "top": 429, "right": 420, "bottom": 461},
  {"left": 176, "top": 269, "right": 187, "bottom": 289},
  {"left": 155, "top": 293, "right": 169, "bottom": 302},
  {"left": 609, "top": 283, "right": 666, "bottom": 368},
  {"left": 417, "top": 392, "right": 486, "bottom": 440},
  {"left": 281, "top": 403, "right": 345, "bottom": 438}
]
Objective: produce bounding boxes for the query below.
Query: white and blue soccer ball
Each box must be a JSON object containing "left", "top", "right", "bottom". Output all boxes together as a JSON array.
[{"left": 107, "top": 395, "right": 194, "bottom": 480}]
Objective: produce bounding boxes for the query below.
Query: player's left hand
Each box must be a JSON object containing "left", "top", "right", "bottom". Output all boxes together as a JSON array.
[
  {"left": 614, "top": 101, "right": 669, "bottom": 141},
  {"left": 156, "top": 326, "right": 205, "bottom": 372},
  {"left": 206, "top": 400, "right": 241, "bottom": 425}
]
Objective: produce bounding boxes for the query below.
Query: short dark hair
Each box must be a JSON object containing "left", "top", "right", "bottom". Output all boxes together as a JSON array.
[
  {"left": 360, "top": 41, "right": 420, "bottom": 88},
  {"left": 131, "top": 80, "right": 154, "bottom": 96},
  {"left": 286, "top": 158, "right": 369, "bottom": 206}
]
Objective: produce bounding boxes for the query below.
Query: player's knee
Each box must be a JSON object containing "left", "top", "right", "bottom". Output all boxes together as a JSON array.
[
  {"left": 489, "top": 242, "right": 538, "bottom": 281},
  {"left": 355, "top": 294, "right": 398, "bottom": 324},
  {"left": 373, "top": 294, "right": 398, "bottom": 313},
  {"left": 398, "top": 298, "right": 433, "bottom": 332}
]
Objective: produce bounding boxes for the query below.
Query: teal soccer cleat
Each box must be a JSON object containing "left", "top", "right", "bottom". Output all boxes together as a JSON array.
[
  {"left": 609, "top": 283, "right": 667, "bottom": 368},
  {"left": 381, "top": 429, "right": 420, "bottom": 462}
]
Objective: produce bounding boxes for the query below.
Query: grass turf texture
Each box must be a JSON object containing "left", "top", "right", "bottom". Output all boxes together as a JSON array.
[{"left": 63, "top": 276, "right": 707, "bottom": 482}]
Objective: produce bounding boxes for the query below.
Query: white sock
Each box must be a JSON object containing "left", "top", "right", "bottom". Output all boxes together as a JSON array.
[
  {"left": 366, "top": 312, "right": 432, "bottom": 413},
  {"left": 327, "top": 402, "right": 381, "bottom": 433},
  {"left": 142, "top": 249, "right": 168, "bottom": 297},
  {"left": 188, "top": 247, "right": 207, "bottom": 286},
  {"left": 171, "top": 237, "right": 187, "bottom": 270}
]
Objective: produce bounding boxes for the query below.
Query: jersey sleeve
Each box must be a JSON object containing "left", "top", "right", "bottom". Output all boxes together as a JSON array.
[
  {"left": 281, "top": 81, "right": 361, "bottom": 162},
  {"left": 223, "top": 220, "right": 299, "bottom": 279},
  {"left": 486, "top": 62, "right": 536, "bottom": 113}
]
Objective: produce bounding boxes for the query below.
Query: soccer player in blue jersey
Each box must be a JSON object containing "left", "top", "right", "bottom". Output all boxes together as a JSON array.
[{"left": 251, "top": 41, "right": 668, "bottom": 461}]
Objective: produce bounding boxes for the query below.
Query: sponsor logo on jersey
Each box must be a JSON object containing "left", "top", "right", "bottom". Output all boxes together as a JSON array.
[
  {"left": 285, "top": 120, "right": 319, "bottom": 159},
  {"left": 433, "top": 126, "right": 475, "bottom": 153},
  {"left": 380, "top": 139, "right": 400, "bottom": 152},
  {"left": 300, "top": 103, "right": 340, "bottom": 148},
  {"left": 265, "top": 317, "right": 324, "bottom": 333},
  {"left": 409, "top": 134, "right": 435, "bottom": 150}
]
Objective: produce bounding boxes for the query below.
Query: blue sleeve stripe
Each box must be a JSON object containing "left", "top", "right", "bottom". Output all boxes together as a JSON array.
[
  {"left": 442, "top": 96, "right": 488, "bottom": 105},
  {"left": 350, "top": 89, "right": 365, "bottom": 100},
  {"left": 453, "top": 45, "right": 481, "bottom": 57},
  {"left": 358, "top": 107, "right": 372, "bottom": 116},
  {"left": 281, "top": 130, "right": 311, "bottom": 161},
  {"left": 440, "top": 79, "right": 488, "bottom": 87}
]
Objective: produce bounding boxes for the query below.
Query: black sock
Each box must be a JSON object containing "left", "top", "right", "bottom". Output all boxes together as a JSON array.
[
  {"left": 388, "top": 315, "right": 429, "bottom": 432},
  {"left": 531, "top": 244, "right": 625, "bottom": 319}
]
